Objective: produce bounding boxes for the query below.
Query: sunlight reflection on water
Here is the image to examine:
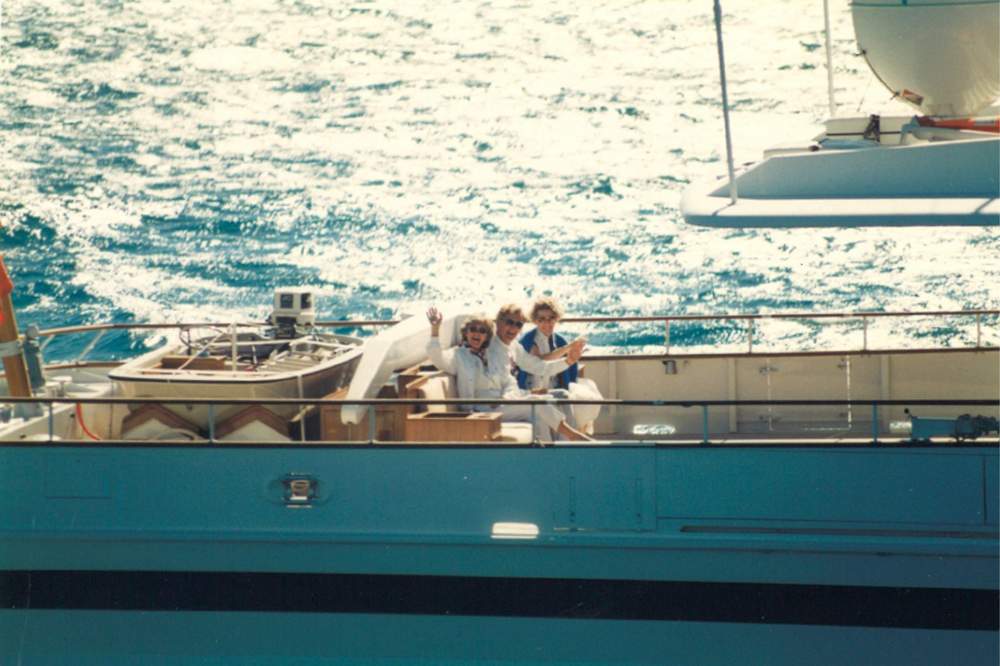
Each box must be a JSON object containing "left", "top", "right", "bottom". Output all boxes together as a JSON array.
[{"left": 0, "top": 0, "right": 996, "bottom": 358}]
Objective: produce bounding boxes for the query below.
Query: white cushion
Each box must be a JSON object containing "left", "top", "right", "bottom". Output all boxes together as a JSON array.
[{"left": 496, "top": 422, "right": 533, "bottom": 444}]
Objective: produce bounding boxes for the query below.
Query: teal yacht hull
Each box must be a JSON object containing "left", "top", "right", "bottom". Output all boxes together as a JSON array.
[{"left": 1, "top": 443, "right": 997, "bottom": 663}]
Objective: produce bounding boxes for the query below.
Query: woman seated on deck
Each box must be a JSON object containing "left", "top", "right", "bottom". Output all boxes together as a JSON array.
[
  {"left": 516, "top": 297, "right": 603, "bottom": 432},
  {"left": 425, "top": 307, "right": 591, "bottom": 442},
  {"left": 516, "top": 297, "right": 583, "bottom": 391}
]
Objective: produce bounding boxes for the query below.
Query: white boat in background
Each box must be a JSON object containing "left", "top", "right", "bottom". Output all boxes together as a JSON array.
[{"left": 682, "top": 0, "right": 1000, "bottom": 228}]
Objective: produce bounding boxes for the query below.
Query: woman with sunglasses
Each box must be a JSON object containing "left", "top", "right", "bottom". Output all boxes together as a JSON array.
[
  {"left": 492, "top": 304, "right": 581, "bottom": 382},
  {"left": 426, "top": 307, "right": 591, "bottom": 442}
]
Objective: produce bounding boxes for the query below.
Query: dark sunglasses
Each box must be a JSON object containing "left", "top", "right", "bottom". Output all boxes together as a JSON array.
[
  {"left": 466, "top": 325, "right": 490, "bottom": 335},
  {"left": 501, "top": 318, "right": 524, "bottom": 329}
]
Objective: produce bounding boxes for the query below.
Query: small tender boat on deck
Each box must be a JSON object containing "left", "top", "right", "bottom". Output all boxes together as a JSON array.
[{"left": 106, "top": 288, "right": 362, "bottom": 437}]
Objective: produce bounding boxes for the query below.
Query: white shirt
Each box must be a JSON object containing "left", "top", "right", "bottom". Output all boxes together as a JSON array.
[
  {"left": 488, "top": 337, "right": 570, "bottom": 388},
  {"left": 427, "top": 337, "right": 518, "bottom": 406},
  {"left": 525, "top": 333, "right": 560, "bottom": 389}
]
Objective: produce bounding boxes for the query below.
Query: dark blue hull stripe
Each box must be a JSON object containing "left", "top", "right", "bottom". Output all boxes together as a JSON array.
[{"left": 1, "top": 571, "right": 996, "bottom": 630}]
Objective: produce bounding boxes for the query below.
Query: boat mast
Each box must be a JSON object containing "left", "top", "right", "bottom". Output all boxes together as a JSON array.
[
  {"left": 713, "top": 0, "right": 739, "bottom": 204},
  {"left": 823, "top": 0, "right": 837, "bottom": 116}
]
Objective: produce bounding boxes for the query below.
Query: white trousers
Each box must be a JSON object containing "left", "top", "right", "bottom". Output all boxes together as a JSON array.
[{"left": 475, "top": 390, "right": 570, "bottom": 440}]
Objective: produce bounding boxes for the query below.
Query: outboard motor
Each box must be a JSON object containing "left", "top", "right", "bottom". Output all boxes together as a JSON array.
[
  {"left": 268, "top": 288, "right": 317, "bottom": 339},
  {"left": 954, "top": 414, "right": 1000, "bottom": 441},
  {"left": 901, "top": 409, "right": 999, "bottom": 442}
]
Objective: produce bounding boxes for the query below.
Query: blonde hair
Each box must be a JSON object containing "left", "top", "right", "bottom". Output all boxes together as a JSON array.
[
  {"left": 530, "top": 297, "right": 563, "bottom": 321},
  {"left": 495, "top": 303, "right": 527, "bottom": 324},
  {"left": 460, "top": 315, "right": 494, "bottom": 346}
]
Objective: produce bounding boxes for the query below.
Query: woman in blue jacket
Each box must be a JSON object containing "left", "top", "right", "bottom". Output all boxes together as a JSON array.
[{"left": 516, "top": 297, "right": 584, "bottom": 391}]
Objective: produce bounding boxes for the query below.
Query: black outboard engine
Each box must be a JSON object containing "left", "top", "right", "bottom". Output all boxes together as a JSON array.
[
  {"left": 954, "top": 414, "right": 1000, "bottom": 441},
  {"left": 905, "top": 409, "right": 999, "bottom": 442},
  {"left": 268, "top": 288, "right": 317, "bottom": 339}
]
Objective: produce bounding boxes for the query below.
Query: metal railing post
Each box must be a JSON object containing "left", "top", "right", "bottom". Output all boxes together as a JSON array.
[
  {"left": 872, "top": 403, "right": 879, "bottom": 445},
  {"left": 207, "top": 403, "right": 216, "bottom": 444},
  {"left": 747, "top": 319, "right": 754, "bottom": 354},
  {"left": 664, "top": 319, "right": 671, "bottom": 355},
  {"left": 229, "top": 322, "right": 238, "bottom": 372},
  {"left": 368, "top": 405, "right": 376, "bottom": 443},
  {"left": 862, "top": 316, "right": 869, "bottom": 351},
  {"left": 531, "top": 403, "right": 538, "bottom": 444},
  {"left": 702, "top": 405, "right": 710, "bottom": 445},
  {"left": 976, "top": 313, "right": 982, "bottom": 347},
  {"left": 48, "top": 400, "right": 54, "bottom": 441}
]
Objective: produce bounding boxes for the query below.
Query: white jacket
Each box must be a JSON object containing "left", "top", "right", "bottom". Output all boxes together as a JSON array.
[
  {"left": 488, "top": 338, "right": 570, "bottom": 380},
  {"left": 426, "top": 337, "right": 519, "bottom": 408}
]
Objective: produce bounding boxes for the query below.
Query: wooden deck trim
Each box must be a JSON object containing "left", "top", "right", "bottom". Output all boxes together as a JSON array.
[
  {"left": 121, "top": 403, "right": 201, "bottom": 437},
  {"left": 215, "top": 405, "right": 289, "bottom": 439}
]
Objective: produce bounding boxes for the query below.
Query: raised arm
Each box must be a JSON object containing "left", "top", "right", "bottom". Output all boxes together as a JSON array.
[
  {"left": 514, "top": 343, "right": 573, "bottom": 376},
  {"left": 425, "top": 307, "right": 458, "bottom": 374},
  {"left": 538, "top": 337, "right": 586, "bottom": 360}
]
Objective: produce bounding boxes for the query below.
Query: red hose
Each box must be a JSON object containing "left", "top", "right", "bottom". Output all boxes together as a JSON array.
[
  {"left": 916, "top": 116, "right": 1000, "bottom": 133},
  {"left": 75, "top": 403, "right": 102, "bottom": 441}
]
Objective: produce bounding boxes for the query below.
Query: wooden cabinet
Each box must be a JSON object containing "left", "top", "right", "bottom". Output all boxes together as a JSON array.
[
  {"left": 319, "top": 386, "right": 408, "bottom": 442},
  {"left": 396, "top": 362, "right": 440, "bottom": 397},
  {"left": 404, "top": 411, "right": 502, "bottom": 443}
]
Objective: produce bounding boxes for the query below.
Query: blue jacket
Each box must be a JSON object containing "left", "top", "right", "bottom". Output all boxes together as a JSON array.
[{"left": 516, "top": 328, "right": 578, "bottom": 390}]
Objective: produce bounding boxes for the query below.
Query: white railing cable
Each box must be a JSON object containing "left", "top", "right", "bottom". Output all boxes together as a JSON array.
[
  {"left": 713, "top": 0, "right": 739, "bottom": 204},
  {"left": 822, "top": 0, "right": 836, "bottom": 116},
  {"left": 73, "top": 329, "right": 107, "bottom": 364}
]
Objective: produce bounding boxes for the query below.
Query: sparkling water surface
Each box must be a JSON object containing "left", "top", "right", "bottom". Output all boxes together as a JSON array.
[{"left": 1, "top": 0, "right": 997, "bottom": 359}]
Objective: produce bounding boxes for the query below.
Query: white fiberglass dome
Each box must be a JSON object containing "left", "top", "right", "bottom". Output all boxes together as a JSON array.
[{"left": 851, "top": 0, "right": 1000, "bottom": 117}]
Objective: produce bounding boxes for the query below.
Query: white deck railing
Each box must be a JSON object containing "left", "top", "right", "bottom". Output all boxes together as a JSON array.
[{"left": 30, "top": 308, "right": 1000, "bottom": 367}]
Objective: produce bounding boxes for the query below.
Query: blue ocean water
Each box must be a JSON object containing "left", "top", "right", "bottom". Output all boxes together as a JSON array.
[{"left": 0, "top": 0, "right": 997, "bottom": 360}]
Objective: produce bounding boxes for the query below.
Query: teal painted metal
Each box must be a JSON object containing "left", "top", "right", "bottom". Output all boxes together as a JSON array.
[
  {"left": 0, "top": 444, "right": 995, "bottom": 591},
  {"left": 3, "top": 609, "right": 996, "bottom": 665}
]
